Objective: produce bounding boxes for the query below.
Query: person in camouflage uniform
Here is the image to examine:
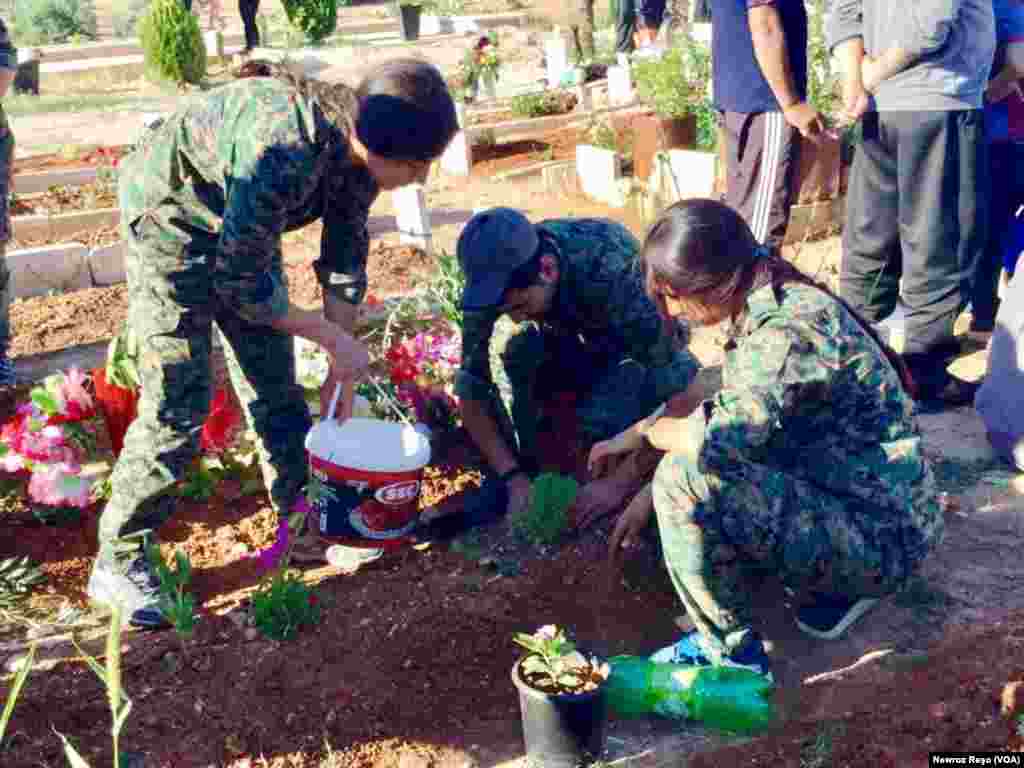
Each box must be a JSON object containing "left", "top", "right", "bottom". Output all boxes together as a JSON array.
[
  {"left": 455, "top": 208, "right": 702, "bottom": 525},
  {"left": 0, "top": 19, "right": 17, "bottom": 385},
  {"left": 590, "top": 200, "right": 941, "bottom": 677},
  {"left": 89, "top": 60, "right": 457, "bottom": 629}
]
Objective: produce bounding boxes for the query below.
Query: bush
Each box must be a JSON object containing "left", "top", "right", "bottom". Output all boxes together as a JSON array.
[
  {"left": 13, "top": 0, "right": 98, "bottom": 44},
  {"left": 631, "top": 42, "right": 708, "bottom": 119},
  {"left": 111, "top": 0, "right": 150, "bottom": 38},
  {"left": 281, "top": 0, "right": 338, "bottom": 45},
  {"left": 510, "top": 473, "right": 578, "bottom": 548},
  {"left": 139, "top": 0, "right": 207, "bottom": 84},
  {"left": 510, "top": 91, "right": 574, "bottom": 119}
]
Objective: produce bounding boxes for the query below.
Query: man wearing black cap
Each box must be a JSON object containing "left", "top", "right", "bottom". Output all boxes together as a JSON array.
[{"left": 455, "top": 208, "right": 702, "bottom": 523}]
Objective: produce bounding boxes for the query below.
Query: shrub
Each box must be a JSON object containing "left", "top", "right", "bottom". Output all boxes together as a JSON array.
[
  {"left": 139, "top": 0, "right": 207, "bottom": 84},
  {"left": 510, "top": 473, "right": 578, "bottom": 548},
  {"left": 631, "top": 42, "right": 707, "bottom": 119},
  {"left": 281, "top": 0, "right": 338, "bottom": 45},
  {"left": 510, "top": 91, "right": 573, "bottom": 119},
  {"left": 13, "top": 0, "right": 98, "bottom": 44}
]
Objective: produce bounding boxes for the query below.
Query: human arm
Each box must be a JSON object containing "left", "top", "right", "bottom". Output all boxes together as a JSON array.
[
  {"left": 827, "top": 0, "right": 869, "bottom": 123},
  {"left": 861, "top": 47, "right": 919, "bottom": 93},
  {"left": 748, "top": 1, "right": 825, "bottom": 138},
  {"left": 269, "top": 304, "right": 369, "bottom": 397},
  {"left": 862, "top": 1, "right": 964, "bottom": 92},
  {"left": 0, "top": 19, "right": 17, "bottom": 99},
  {"left": 988, "top": 42, "right": 1024, "bottom": 103}
]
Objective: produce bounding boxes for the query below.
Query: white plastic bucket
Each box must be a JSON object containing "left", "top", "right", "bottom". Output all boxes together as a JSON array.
[{"left": 305, "top": 385, "right": 431, "bottom": 548}]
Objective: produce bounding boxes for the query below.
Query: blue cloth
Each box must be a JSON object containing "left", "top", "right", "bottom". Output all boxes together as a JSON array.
[{"left": 711, "top": 0, "right": 807, "bottom": 114}]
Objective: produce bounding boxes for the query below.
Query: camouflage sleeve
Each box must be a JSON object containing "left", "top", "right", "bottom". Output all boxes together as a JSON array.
[
  {"left": 317, "top": 205, "right": 370, "bottom": 305},
  {"left": 214, "top": 134, "right": 318, "bottom": 325},
  {"left": 694, "top": 318, "right": 831, "bottom": 471},
  {"left": 0, "top": 19, "right": 17, "bottom": 71},
  {"left": 454, "top": 308, "right": 500, "bottom": 401}
]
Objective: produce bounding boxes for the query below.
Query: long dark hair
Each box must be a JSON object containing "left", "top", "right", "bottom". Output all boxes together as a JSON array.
[
  {"left": 641, "top": 199, "right": 917, "bottom": 396},
  {"left": 236, "top": 58, "right": 458, "bottom": 162}
]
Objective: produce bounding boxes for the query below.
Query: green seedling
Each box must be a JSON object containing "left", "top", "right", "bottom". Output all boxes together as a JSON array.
[
  {"left": 251, "top": 570, "right": 321, "bottom": 641},
  {"left": 147, "top": 545, "right": 196, "bottom": 639},
  {"left": 0, "top": 643, "right": 35, "bottom": 750},
  {"left": 0, "top": 556, "right": 46, "bottom": 609},
  {"left": 510, "top": 473, "right": 578, "bottom": 548}
]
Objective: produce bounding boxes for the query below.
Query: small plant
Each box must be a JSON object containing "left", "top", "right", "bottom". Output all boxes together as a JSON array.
[
  {"left": 13, "top": 0, "right": 98, "bottom": 45},
  {"left": 631, "top": 44, "right": 706, "bottom": 119},
  {"left": 586, "top": 118, "right": 619, "bottom": 153},
  {"left": 806, "top": 0, "right": 840, "bottom": 117},
  {"left": 510, "top": 472, "right": 578, "bottom": 548},
  {"left": 281, "top": 0, "right": 338, "bottom": 44},
  {"left": 250, "top": 570, "right": 322, "bottom": 641},
  {"left": 110, "top": 0, "right": 149, "bottom": 37},
  {"left": 138, "top": 0, "right": 207, "bottom": 85},
  {"left": 457, "top": 35, "right": 501, "bottom": 100},
  {"left": 58, "top": 604, "right": 134, "bottom": 768},
  {"left": 0, "top": 557, "right": 46, "bottom": 609},
  {"left": 693, "top": 98, "right": 718, "bottom": 152},
  {"left": 513, "top": 625, "right": 609, "bottom": 695},
  {"left": 510, "top": 91, "right": 568, "bottom": 119},
  {"left": 0, "top": 643, "right": 35, "bottom": 750},
  {"left": 147, "top": 545, "right": 196, "bottom": 639}
]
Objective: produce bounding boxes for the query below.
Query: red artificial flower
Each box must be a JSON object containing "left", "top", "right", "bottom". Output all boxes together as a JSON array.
[
  {"left": 308, "top": 594, "right": 319, "bottom": 607},
  {"left": 200, "top": 389, "right": 240, "bottom": 454},
  {"left": 365, "top": 293, "right": 381, "bottom": 307}
]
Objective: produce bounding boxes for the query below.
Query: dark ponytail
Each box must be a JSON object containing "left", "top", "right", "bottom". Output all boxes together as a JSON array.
[{"left": 641, "top": 199, "right": 918, "bottom": 397}]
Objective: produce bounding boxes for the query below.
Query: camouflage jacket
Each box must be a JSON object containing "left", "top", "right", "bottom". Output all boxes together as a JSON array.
[
  {"left": 676, "top": 281, "right": 936, "bottom": 515},
  {"left": 119, "top": 77, "right": 379, "bottom": 325},
  {"left": 456, "top": 218, "right": 695, "bottom": 402},
  {"left": 0, "top": 18, "right": 17, "bottom": 244}
]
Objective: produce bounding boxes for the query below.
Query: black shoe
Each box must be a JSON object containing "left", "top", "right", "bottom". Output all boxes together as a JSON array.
[
  {"left": 418, "top": 475, "right": 509, "bottom": 541},
  {"left": 87, "top": 553, "right": 171, "bottom": 630},
  {"left": 795, "top": 593, "right": 879, "bottom": 640},
  {"left": 917, "top": 373, "right": 981, "bottom": 408},
  {"left": 0, "top": 355, "right": 16, "bottom": 388}
]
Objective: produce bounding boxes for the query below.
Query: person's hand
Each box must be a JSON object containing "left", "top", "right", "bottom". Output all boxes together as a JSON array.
[
  {"left": 861, "top": 55, "right": 883, "bottom": 94},
  {"left": 608, "top": 484, "right": 655, "bottom": 569},
  {"left": 320, "top": 374, "right": 353, "bottom": 422},
  {"left": 319, "top": 331, "right": 369, "bottom": 421},
  {"left": 987, "top": 77, "right": 1023, "bottom": 105},
  {"left": 783, "top": 101, "right": 826, "bottom": 141},
  {"left": 506, "top": 472, "right": 532, "bottom": 519},
  {"left": 588, "top": 431, "right": 643, "bottom": 479},
  {"left": 571, "top": 476, "right": 633, "bottom": 532}
]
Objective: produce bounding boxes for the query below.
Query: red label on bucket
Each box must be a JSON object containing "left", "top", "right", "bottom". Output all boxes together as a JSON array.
[{"left": 308, "top": 453, "right": 423, "bottom": 548}]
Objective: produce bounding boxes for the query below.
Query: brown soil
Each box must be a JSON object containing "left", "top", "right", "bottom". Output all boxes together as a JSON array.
[
  {"left": 8, "top": 241, "right": 424, "bottom": 359},
  {"left": 11, "top": 183, "right": 118, "bottom": 217},
  {"left": 13, "top": 146, "right": 129, "bottom": 175},
  {"left": 8, "top": 224, "right": 123, "bottom": 251},
  {"left": 471, "top": 128, "right": 588, "bottom": 177}
]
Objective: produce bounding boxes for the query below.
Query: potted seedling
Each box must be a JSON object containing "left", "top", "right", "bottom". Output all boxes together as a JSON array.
[
  {"left": 629, "top": 41, "right": 711, "bottom": 183},
  {"left": 511, "top": 625, "right": 611, "bottom": 767}
]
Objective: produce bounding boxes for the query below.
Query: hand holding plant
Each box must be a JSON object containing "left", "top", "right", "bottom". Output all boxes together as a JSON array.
[{"left": 514, "top": 625, "right": 609, "bottom": 695}]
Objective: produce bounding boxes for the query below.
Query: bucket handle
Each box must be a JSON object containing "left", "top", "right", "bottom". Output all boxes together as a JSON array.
[{"left": 326, "top": 380, "right": 354, "bottom": 422}]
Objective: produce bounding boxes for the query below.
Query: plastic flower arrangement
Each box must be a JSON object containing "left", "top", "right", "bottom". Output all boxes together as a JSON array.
[
  {"left": 0, "top": 368, "right": 99, "bottom": 509},
  {"left": 459, "top": 34, "right": 501, "bottom": 100},
  {"left": 385, "top": 329, "right": 461, "bottom": 432}
]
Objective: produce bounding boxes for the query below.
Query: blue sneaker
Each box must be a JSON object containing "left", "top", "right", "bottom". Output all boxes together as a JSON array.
[
  {"left": 650, "top": 630, "right": 772, "bottom": 680},
  {"left": 795, "top": 593, "right": 879, "bottom": 641}
]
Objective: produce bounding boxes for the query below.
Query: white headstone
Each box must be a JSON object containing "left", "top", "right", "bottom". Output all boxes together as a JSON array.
[
  {"left": 545, "top": 32, "right": 571, "bottom": 89},
  {"left": 203, "top": 30, "right": 224, "bottom": 58},
  {"left": 7, "top": 244, "right": 90, "bottom": 299},
  {"left": 393, "top": 184, "right": 433, "bottom": 254},
  {"left": 616, "top": 52, "right": 630, "bottom": 69},
  {"left": 573, "top": 83, "right": 593, "bottom": 112},
  {"left": 649, "top": 149, "right": 718, "bottom": 202},
  {"left": 607, "top": 65, "right": 634, "bottom": 106},
  {"left": 576, "top": 145, "right": 624, "bottom": 207},
  {"left": 440, "top": 103, "right": 472, "bottom": 176}
]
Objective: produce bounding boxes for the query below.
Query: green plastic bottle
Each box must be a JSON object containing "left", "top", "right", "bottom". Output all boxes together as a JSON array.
[{"left": 605, "top": 656, "right": 775, "bottom": 734}]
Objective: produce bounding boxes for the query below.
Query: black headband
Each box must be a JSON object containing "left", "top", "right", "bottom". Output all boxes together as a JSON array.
[{"left": 355, "top": 93, "right": 455, "bottom": 162}]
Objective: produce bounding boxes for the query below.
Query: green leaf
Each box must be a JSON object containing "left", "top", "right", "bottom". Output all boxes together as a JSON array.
[
  {"left": 0, "top": 643, "right": 35, "bottom": 748},
  {"left": 55, "top": 730, "right": 92, "bottom": 768},
  {"left": 29, "top": 389, "right": 59, "bottom": 415},
  {"left": 174, "top": 550, "right": 192, "bottom": 584}
]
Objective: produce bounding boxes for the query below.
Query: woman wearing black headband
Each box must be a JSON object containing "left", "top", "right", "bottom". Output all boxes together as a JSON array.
[{"left": 89, "top": 59, "right": 458, "bottom": 629}]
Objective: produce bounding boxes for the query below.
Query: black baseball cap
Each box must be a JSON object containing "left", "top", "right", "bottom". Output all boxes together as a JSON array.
[{"left": 457, "top": 208, "right": 540, "bottom": 310}]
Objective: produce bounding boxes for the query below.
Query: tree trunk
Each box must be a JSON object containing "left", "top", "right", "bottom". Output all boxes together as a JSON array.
[{"left": 569, "top": 0, "right": 595, "bottom": 61}]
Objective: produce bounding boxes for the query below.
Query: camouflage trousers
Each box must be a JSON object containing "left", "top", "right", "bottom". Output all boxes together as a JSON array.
[
  {"left": 492, "top": 322, "right": 699, "bottom": 468},
  {"left": 0, "top": 107, "right": 14, "bottom": 351},
  {"left": 652, "top": 452, "right": 941, "bottom": 655},
  {"left": 97, "top": 209, "right": 311, "bottom": 561},
  {"left": 0, "top": 244, "right": 10, "bottom": 351}
]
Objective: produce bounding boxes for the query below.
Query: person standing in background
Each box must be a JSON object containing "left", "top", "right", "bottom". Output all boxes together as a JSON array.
[
  {"left": 0, "top": 18, "right": 17, "bottom": 386},
  {"left": 968, "top": 0, "right": 1024, "bottom": 338},
  {"left": 239, "top": 0, "right": 260, "bottom": 54},
  {"left": 828, "top": 0, "right": 996, "bottom": 407},
  {"left": 711, "top": 0, "right": 825, "bottom": 250}
]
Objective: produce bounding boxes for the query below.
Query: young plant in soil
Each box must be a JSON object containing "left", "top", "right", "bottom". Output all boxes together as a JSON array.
[
  {"left": 147, "top": 545, "right": 196, "bottom": 641},
  {"left": 513, "top": 625, "right": 609, "bottom": 695},
  {"left": 510, "top": 472, "right": 578, "bottom": 548},
  {"left": 0, "top": 642, "right": 35, "bottom": 750},
  {"left": 250, "top": 570, "right": 322, "bottom": 641}
]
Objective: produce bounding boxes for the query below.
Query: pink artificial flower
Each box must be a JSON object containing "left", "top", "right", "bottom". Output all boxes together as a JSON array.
[
  {"left": 58, "top": 367, "right": 95, "bottom": 421},
  {"left": 27, "top": 464, "right": 93, "bottom": 508}
]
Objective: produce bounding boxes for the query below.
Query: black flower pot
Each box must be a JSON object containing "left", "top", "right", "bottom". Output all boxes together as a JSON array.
[
  {"left": 511, "top": 660, "right": 608, "bottom": 768},
  {"left": 398, "top": 4, "right": 422, "bottom": 41}
]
